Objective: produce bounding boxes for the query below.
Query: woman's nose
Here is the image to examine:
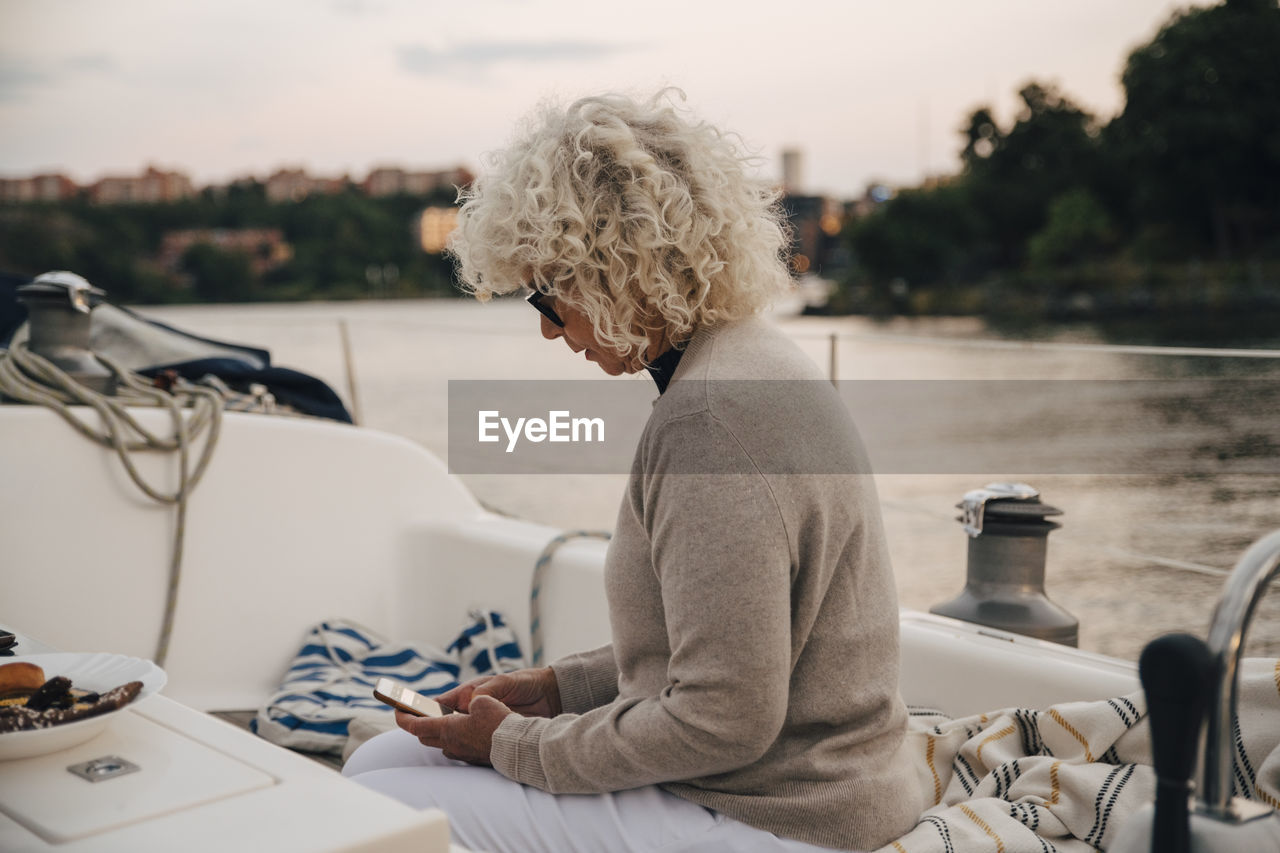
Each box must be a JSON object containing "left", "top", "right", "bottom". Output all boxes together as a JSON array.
[{"left": 540, "top": 315, "right": 563, "bottom": 341}]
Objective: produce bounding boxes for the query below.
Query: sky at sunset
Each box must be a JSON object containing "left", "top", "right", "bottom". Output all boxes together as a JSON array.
[{"left": 2, "top": 0, "right": 1193, "bottom": 199}]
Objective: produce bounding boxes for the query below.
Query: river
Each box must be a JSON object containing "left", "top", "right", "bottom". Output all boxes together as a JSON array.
[{"left": 134, "top": 297, "right": 1280, "bottom": 662}]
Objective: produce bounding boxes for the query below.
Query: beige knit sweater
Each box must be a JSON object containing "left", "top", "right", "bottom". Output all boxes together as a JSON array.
[{"left": 491, "top": 317, "right": 921, "bottom": 850}]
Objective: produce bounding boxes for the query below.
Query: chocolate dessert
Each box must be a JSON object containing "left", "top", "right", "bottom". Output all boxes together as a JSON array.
[{"left": 0, "top": 661, "right": 145, "bottom": 733}]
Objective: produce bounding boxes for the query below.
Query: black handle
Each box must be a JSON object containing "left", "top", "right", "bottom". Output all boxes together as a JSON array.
[{"left": 1139, "top": 632, "right": 1215, "bottom": 853}]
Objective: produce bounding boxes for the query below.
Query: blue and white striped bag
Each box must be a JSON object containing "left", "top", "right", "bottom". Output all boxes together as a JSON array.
[{"left": 253, "top": 611, "right": 524, "bottom": 755}]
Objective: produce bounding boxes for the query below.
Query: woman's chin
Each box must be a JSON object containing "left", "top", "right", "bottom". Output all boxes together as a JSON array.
[{"left": 584, "top": 350, "right": 627, "bottom": 375}]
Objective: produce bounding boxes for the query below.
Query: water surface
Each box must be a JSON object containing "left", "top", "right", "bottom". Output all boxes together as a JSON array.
[{"left": 138, "top": 299, "right": 1280, "bottom": 662}]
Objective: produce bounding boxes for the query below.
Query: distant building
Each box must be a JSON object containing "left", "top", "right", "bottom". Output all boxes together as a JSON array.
[
  {"left": 158, "top": 228, "right": 293, "bottom": 275},
  {"left": 89, "top": 166, "right": 195, "bottom": 205},
  {"left": 265, "top": 169, "right": 313, "bottom": 203},
  {"left": 417, "top": 206, "right": 459, "bottom": 254},
  {"left": 364, "top": 166, "right": 473, "bottom": 198},
  {"left": 264, "top": 168, "right": 350, "bottom": 203},
  {"left": 0, "top": 162, "right": 474, "bottom": 205},
  {"left": 782, "top": 194, "right": 847, "bottom": 276},
  {"left": 781, "top": 149, "right": 804, "bottom": 195},
  {"left": 0, "top": 173, "right": 78, "bottom": 203}
]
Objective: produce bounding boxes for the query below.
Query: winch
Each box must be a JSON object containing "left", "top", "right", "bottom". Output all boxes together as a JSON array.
[
  {"left": 930, "top": 482, "right": 1079, "bottom": 646},
  {"left": 14, "top": 270, "right": 114, "bottom": 395}
]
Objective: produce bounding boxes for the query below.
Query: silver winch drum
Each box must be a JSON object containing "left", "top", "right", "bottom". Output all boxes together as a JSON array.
[
  {"left": 15, "top": 270, "right": 114, "bottom": 395},
  {"left": 930, "top": 482, "right": 1078, "bottom": 646}
]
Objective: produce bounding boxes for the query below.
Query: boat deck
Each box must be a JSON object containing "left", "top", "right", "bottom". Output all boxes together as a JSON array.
[{"left": 208, "top": 710, "right": 345, "bottom": 772}]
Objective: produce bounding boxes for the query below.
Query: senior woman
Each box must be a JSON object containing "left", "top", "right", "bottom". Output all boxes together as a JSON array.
[{"left": 343, "top": 90, "right": 920, "bottom": 852}]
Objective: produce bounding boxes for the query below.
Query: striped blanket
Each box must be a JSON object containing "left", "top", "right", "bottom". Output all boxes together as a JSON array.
[
  {"left": 877, "top": 658, "right": 1280, "bottom": 853},
  {"left": 253, "top": 612, "right": 524, "bottom": 756}
]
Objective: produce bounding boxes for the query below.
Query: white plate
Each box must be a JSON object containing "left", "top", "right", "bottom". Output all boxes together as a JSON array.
[{"left": 0, "top": 652, "right": 166, "bottom": 761}]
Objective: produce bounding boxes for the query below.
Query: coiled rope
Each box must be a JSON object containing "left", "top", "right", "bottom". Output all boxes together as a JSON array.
[
  {"left": 0, "top": 342, "right": 224, "bottom": 667},
  {"left": 529, "top": 530, "right": 612, "bottom": 666}
]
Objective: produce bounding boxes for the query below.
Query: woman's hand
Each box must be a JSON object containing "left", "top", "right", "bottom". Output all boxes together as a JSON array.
[
  {"left": 437, "top": 666, "right": 562, "bottom": 718},
  {"left": 395, "top": 695, "right": 511, "bottom": 766},
  {"left": 396, "top": 668, "right": 560, "bottom": 766}
]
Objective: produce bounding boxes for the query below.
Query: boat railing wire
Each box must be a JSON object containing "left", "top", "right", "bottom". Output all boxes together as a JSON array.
[
  {"left": 164, "top": 303, "right": 1280, "bottom": 362},
  {"left": 783, "top": 330, "right": 1280, "bottom": 359},
  {"left": 324, "top": 317, "right": 1280, "bottom": 358}
]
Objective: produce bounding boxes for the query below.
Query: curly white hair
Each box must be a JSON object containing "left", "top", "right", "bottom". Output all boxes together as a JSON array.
[{"left": 448, "top": 89, "right": 794, "bottom": 360}]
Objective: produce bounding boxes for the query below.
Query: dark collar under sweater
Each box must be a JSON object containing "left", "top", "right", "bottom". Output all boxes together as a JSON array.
[{"left": 645, "top": 344, "right": 685, "bottom": 394}]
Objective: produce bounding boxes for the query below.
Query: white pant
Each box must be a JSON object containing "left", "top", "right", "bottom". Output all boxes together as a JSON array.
[{"left": 343, "top": 729, "right": 851, "bottom": 853}]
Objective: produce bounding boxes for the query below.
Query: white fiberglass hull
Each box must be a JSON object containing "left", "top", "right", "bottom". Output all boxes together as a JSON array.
[{"left": 0, "top": 405, "right": 1142, "bottom": 851}]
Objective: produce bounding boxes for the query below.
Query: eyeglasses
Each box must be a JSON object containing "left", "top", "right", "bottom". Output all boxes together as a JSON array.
[{"left": 526, "top": 290, "right": 565, "bottom": 328}]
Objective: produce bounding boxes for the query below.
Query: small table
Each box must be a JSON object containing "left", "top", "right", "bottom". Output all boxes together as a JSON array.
[{"left": 0, "top": 623, "right": 452, "bottom": 852}]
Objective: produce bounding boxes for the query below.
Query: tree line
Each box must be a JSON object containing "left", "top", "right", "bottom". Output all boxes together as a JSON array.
[
  {"left": 837, "top": 0, "right": 1280, "bottom": 325},
  {"left": 1, "top": 0, "right": 1275, "bottom": 324},
  {"left": 0, "top": 182, "right": 460, "bottom": 304}
]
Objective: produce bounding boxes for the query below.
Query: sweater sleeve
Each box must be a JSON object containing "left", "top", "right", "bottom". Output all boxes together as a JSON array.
[
  {"left": 491, "top": 412, "right": 795, "bottom": 793},
  {"left": 549, "top": 643, "right": 619, "bottom": 714}
]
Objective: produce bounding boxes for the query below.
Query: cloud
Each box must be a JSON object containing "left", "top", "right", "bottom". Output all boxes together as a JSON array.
[
  {"left": 0, "top": 65, "right": 50, "bottom": 101},
  {"left": 397, "top": 40, "right": 636, "bottom": 77},
  {"left": 0, "top": 54, "right": 117, "bottom": 102},
  {"left": 63, "top": 54, "right": 118, "bottom": 74},
  {"left": 329, "top": 0, "right": 386, "bottom": 16}
]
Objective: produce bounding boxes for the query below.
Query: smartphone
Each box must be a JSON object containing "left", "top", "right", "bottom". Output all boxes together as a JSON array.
[{"left": 373, "top": 678, "right": 444, "bottom": 717}]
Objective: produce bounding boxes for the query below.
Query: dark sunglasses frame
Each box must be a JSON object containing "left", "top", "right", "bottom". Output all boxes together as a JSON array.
[{"left": 526, "top": 290, "right": 565, "bottom": 328}]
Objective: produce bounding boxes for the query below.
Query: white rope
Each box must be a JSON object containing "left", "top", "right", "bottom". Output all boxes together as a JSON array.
[{"left": 0, "top": 342, "right": 224, "bottom": 666}]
